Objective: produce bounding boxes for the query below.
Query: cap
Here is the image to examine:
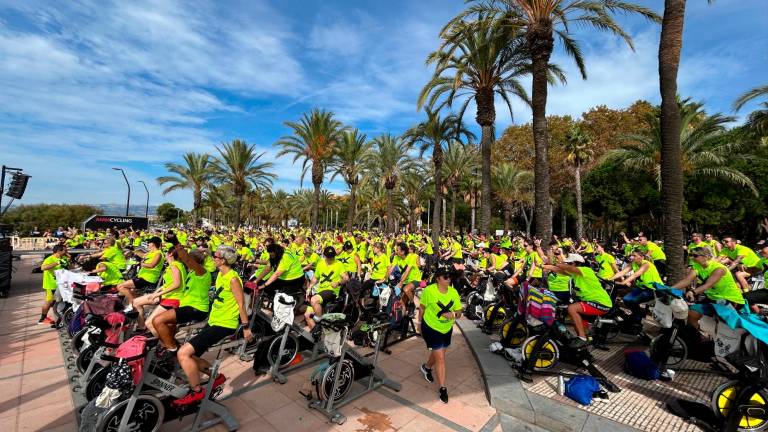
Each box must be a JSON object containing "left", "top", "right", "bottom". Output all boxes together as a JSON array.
[
  {"left": 434, "top": 266, "right": 451, "bottom": 278},
  {"left": 323, "top": 246, "right": 337, "bottom": 258},
  {"left": 563, "top": 253, "right": 585, "bottom": 264}
]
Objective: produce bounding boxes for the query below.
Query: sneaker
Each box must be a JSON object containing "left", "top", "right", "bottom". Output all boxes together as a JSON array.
[
  {"left": 123, "top": 305, "right": 134, "bottom": 314},
  {"left": 420, "top": 363, "right": 434, "bottom": 383},
  {"left": 172, "top": 388, "right": 205, "bottom": 407},
  {"left": 569, "top": 338, "right": 588, "bottom": 349},
  {"left": 439, "top": 387, "right": 449, "bottom": 404},
  {"left": 42, "top": 317, "right": 56, "bottom": 325},
  {"left": 212, "top": 373, "right": 227, "bottom": 389}
]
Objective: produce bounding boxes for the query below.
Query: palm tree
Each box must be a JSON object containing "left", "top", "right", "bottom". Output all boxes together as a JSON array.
[
  {"left": 657, "top": 0, "right": 689, "bottom": 281},
  {"left": 358, "top": 182, "right": 407, "bottom": 230},
  {"left": 451, "top": 1, "right": 658, "bottom": 243},
  {"left": 288, "top": 189, "right": 314, "bottom": 226},
  {"left": 329, "top": 129, "right": 372, "bottom": 231},
  {"left": 275, "top": 109, "right": 345, "bottom": 230},
  {"left": 563, "top": 125, "right": 594, "bottom": 240},
  {"left": 156, "top": 152, "right": 215, "bottom": 226},
  {"left": 201, "top": 184, "right": 229, "bottom": 225},
  {"left": 492, "top": 162, "right": 534, "bottom": 233},
  {"left": 404, "top": 108, "right": 474, "bottom": 242},
  {"left": 367, "top": 134, "right": 416, "bottom": 233},
  {"left": 401, "top": 165, "right": 433, "bottom": 232},
  {"left": 734, "top": 84, "right": 768, "bottom": 138},
  {"left": 604, "top": 99, "right": 760, "bottom": 195},
  {"left": 420, "top": 17, "right": 534, "bottom": 236},
  {"left": 264, "top": 189, "right": 291, "bottom": 227},
  {"left": 442, "top": 141, "right": 480, "bottom": 232},
  {"left": 213, "top": 139, "right": 275, "bottom": 227}
]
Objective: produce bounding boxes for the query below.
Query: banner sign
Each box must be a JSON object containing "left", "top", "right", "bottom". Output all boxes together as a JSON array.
[{"left": 82, "top": 215, "right": 148, "bottom": 231}]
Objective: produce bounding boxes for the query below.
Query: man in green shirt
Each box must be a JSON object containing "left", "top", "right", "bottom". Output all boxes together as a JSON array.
[
  {"left": 40, "top": 244, "right": 67, "bottom": 325},
  {"left": 546, "top": 254, "right": 612, "bottom": 348},
  {"left": 671, "top": 247, "right": 745, "bottom": 328},
  {"left": 720, "top": 236, "right": 763, "bottom": 292},
  {"left": 305, "top": 246, "right": 349, "bottom": 329}
]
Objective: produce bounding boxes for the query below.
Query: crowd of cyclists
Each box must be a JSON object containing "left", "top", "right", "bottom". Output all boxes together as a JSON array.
[{"left": 37, "top": 225, "right": 768, "bottom": 405}]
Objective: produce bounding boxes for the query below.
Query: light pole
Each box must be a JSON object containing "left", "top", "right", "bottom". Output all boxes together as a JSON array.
[
  {"left": 138, "top": 181, "right": 149, "bottom": 218},
  {"left": 112, "top": 168, "right": 130, "bottom": 216},
  {"left": 176, "top": 208, "right": 181, "bottom": 226}
]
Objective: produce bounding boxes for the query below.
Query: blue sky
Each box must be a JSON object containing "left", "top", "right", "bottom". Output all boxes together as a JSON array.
[{"left": 0, "top": 0, "right": 765, "bottom": 210}]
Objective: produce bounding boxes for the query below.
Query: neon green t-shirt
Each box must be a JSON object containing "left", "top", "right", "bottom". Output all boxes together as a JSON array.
[
  {"left": 137, "top": 250, "right": 164, "bottom": 283},
  {"left": 393, "top": 253, "right": 421, "bottom": 284},
  {"left": 370, "top": 253, "right": 391, "bottom": 281},
  {"left": 314, "top": 259, "right": 346, "bottom": 295},
  {"left": 420, "top": 283, "right": 462, "bottom": 334},
  {"left": 102, "top": 245, "right": 126, "bottom": 270},
  {"left": 209, "top": 269, "right": 242, "bottom": 329},
  {"left": 99, "top": 261, "right": 124, "bottom": 287},
  {"left": 571, "top": 267, "right": 612, "bottom": 308},
  {"left": 632, "top": 260, "right": 662, "bottom": 290},
  {"left": 42, "top": 254, "right": 62, "bottom": 290},
  {"left": 277, "top": 250, "right": 304, "bottom": 280},
  {"left": 181, "top": 270, "right": 212, "bottom": 313},
  {"left": 692, "top": 260, "right": 745, "bottom": 305},
  {"left": 161, "top": 261, "right": 187, "bottom": 301},
  {"left": 595, "top": 253, "right": 616, "bottom": 280}
]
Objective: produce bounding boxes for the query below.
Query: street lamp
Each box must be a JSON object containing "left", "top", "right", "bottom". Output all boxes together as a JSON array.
[
  {"left": 137, "top": 181, "right": 149, "bottom": 218},
  {"left": 112, "top": 168, "right": 130, "bottom": 216}
]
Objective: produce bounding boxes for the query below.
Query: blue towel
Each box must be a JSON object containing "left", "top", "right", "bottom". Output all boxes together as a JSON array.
[{"left": 713, "top": 303, "right": 768, "bottom": 345}]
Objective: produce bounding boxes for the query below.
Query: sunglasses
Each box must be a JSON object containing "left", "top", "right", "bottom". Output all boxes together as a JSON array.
[{"left": 437, "top": 274, "right": 450, "bottom": 280}]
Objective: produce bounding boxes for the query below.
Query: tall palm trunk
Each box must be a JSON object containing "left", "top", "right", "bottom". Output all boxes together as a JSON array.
[
  {"left": 476, "top": 87, "right": 495, "bottom": 236},
  {"left": 575, "top": 162, "right": 583, "bottom": 240},
  {"left": 385, "top": 185, "right": 395, "bottom": 233},
  {"left": 659, "top": 0, "right": 687, "bottom": 281},
  {"left": 450, "top": 188, "right": 457, "bottom": 232},
  {"left": 432, "top": 145, "right": 444, "bottom": 246},
  {"left": 346, "top": 181, "right": 357, "bottom": 231},
  {"left": 503, "top": 207, "right": 511, "bottom": 232},
  {"left": 560, "top": 202, "right": 566, "bottom": 237},
  {"left": 235, "top": 192, "right": 244, "bottom": 228},
  {"left": 530, "top": 28, "right": 554, "bottom": 245},
  {"left": 193, "top": 188, "right": 202, "bottom": 227},
  {"left": 311, "top": 163, "right": 323, "bottom": 230}
]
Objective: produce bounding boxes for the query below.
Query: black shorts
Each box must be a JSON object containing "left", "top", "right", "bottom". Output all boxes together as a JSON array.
[
  {"left": 175, "top": 306, "right": 208, "bottom": 325},
  {"left": 745, "top": 289, "right": 768, "bottom": 305},
  {"left": 132, "top": 277, "right": 155, "bottom": 291},
  {"left": 552, "top": 291, "right": 571, "bottom": 305},
  {"left": 421, "top": 320, "right": 453, "bottom": 350},
  {"left": 315, "top": 290, "right": 337, "bottom": 304},
  {"left": 187, "top": 325, "right": 235, "bottom": 357}
]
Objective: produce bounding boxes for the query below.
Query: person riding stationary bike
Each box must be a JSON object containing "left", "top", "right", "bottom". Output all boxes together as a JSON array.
[
  {"left": 152, "top": 233, "right": 212, "bottom": 355},
  {"left": 611, "top": 249, "right": 663, "bottom": 338},
  {"left": 719, "top": 236, "right": 763, "bottom": 293},
  {"left": 671, "top": 247, "right": 745, "bottom": 328},
  {"left": 388, "top": 243, "right": 422, "bottom": 315},
  {"left": 132, "top": 248, "right": 186, "bottom": 334},
  {"left": 544, "top": 254, "right": 613, "bottom": 348},
  {"left": 305, "top": 246, "right": 349, "bottom": 330},
  {"left": 174, "top": 245, "right": 253, "bottom": 407},
  {"left": 117, "top": 237, "right": 164, "bottom": 312}
]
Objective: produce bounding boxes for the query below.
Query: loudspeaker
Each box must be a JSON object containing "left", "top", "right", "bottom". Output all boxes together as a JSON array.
[{"left": 6, "top": 173, "right": 30, "bottom": 200}]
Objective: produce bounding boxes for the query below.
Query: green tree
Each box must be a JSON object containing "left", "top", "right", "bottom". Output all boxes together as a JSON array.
[
  {"left": 329, "top": 129, "right": 372, "bottom": 231},
  {"left": 156, "top": 202, "right": 184, "bottom": 224},
  {"left": 420, "top": 17, "right": 534, "bottom": 235},
  {"left": 401, "top": 165, "right": 432, "bottom": 232},
  {"left": 275, "top": 109, "right": 345, "bottom": 229},
  {"left": 442, "top": 141, "right": 480, "bottom": 232},
  {"left": 604, "top": 99, "right": 759, "bottom": 196},
  {"left": 734, "top": 84, "right": 768, "bottom": 139},
  {"left": 367, "top": 134, "right": 416, "bottom": 233},
  {"left": 2, "top": 204, "right": 100, "bottom": 233},
  {"left": 213, "top": 139, "right": 275, "bottom": 227},
  {"left": 563, "top": 124, "right": 594, "bottom": 240},
  {"left": 404, "top": 108, "right": 474, "bottom": 241},
  {"left": 454, "top": 0, "right": 658, "bottom": 243},
  {"left": 492, "top": 163, "right": 534, "bottom": 233},
  {"left": 156, "top": 152, "right": 215, "bottom": 226}
]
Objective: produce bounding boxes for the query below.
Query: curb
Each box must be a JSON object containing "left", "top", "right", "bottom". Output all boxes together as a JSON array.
[{"left": 455, "top": 318, "right": 640, "bottom": 432}]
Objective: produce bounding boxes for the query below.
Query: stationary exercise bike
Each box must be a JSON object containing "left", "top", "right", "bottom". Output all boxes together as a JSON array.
[
  {"left": 80, "top": 335, "right": 244, "bottom": 432},
  {"left": 306, "top": 313, "right": 401, "bottom": 425},
  {"left": 518, "top": 304, "right": 621, "bottom": 393}
]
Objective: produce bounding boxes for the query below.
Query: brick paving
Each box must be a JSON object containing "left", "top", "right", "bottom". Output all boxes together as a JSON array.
[
  {"left": 519, "top": 331, "right": 727, "bottom": 432},
  {"left": 1, "top": 260, "right": 498, "bottom": 432}
]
